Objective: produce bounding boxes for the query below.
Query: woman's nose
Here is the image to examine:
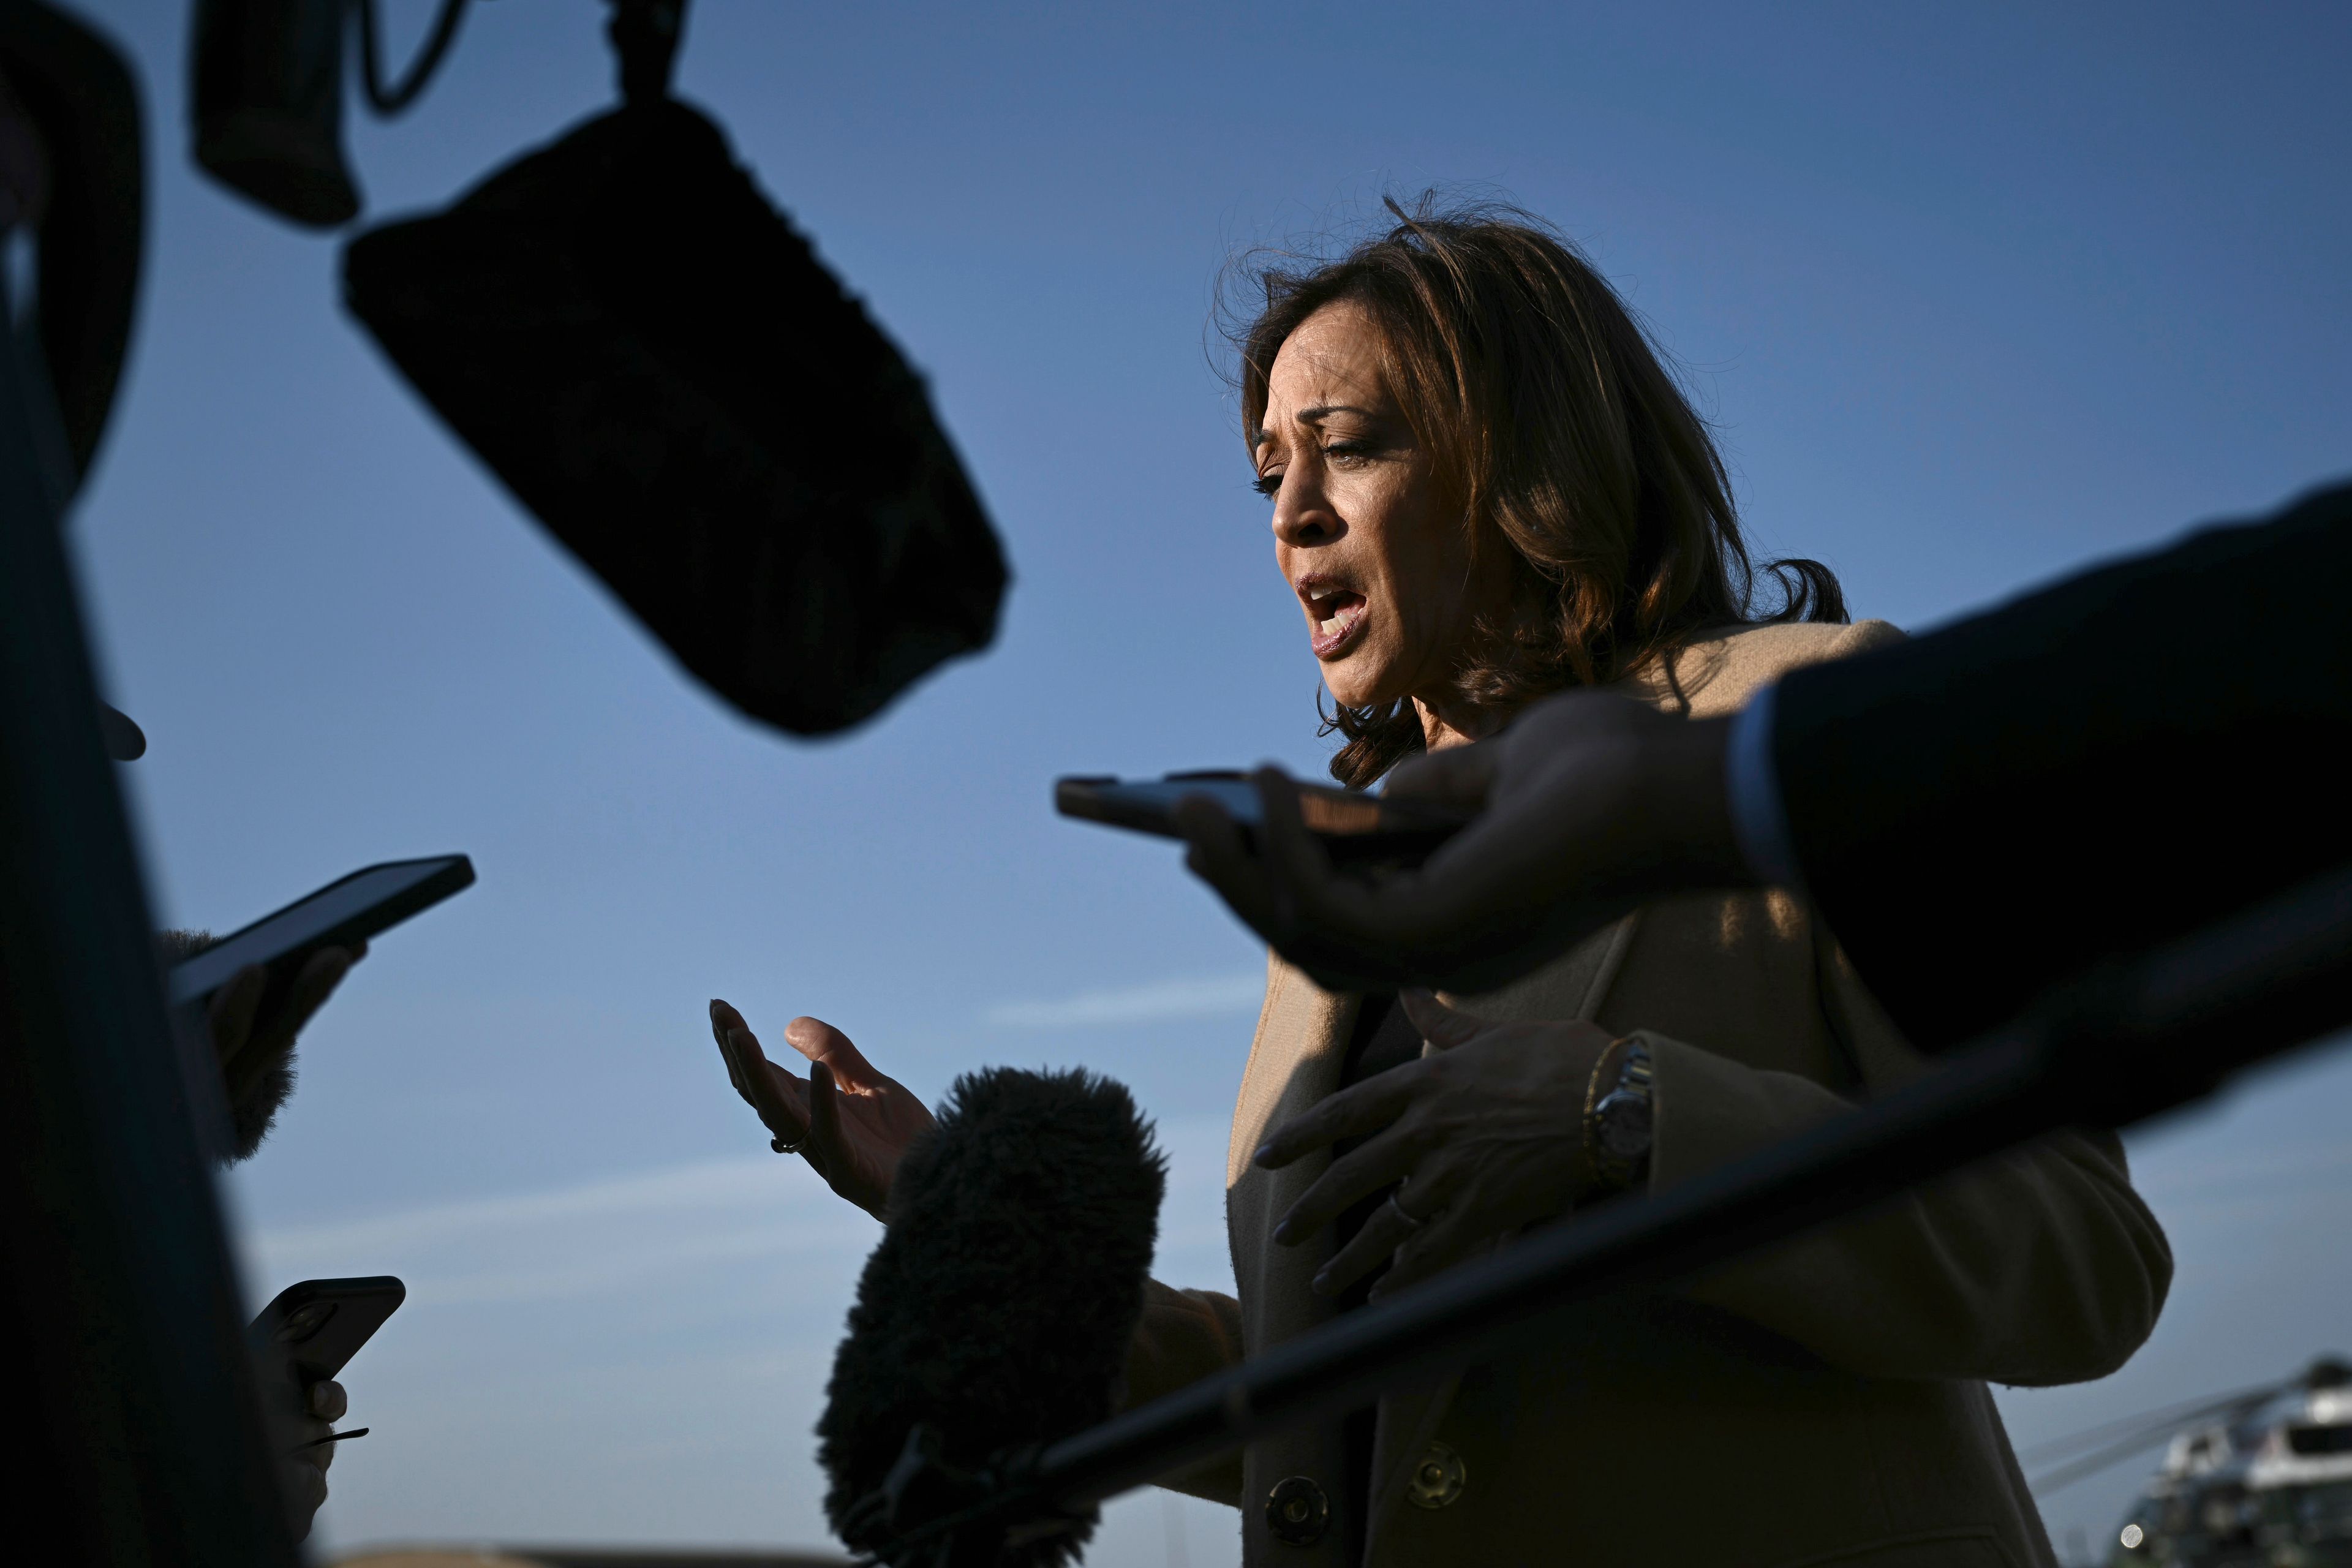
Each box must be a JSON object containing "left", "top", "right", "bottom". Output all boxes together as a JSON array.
[{"left": 1270, "top": 472, "right": 1339, "bottom": 547}]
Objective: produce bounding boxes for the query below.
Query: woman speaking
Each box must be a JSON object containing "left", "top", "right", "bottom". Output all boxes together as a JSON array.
[{"left": 707, "top": 202, "right": 2169, "bottom": 1568}]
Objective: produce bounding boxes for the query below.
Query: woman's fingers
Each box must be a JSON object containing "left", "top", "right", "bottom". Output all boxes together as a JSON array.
[
  {"left": 1312, "top": 1193, "right": 1424, "bottom": 1295},
  {"left": 740, "top": 1038, "right": 810, "bottom": 1141},
  {"left": 806, "top": 1060, "right": 855, "bottom": 1196},
  {"left": 709, "top": 1006, "right": 813, "bottom": 1149},
  {"left": 1395, "top": 988, "right": 1490, "bottom": 1052},
  {"left": 782, "top": 1015, "right": 889, "bottom": 1094},
  {"left": 709, "top": 1000, "right": 759, "bottom": 1098},
  {"left": 709, "top": 999, "right": 756, "bottom": 1093},
  {"left": 1255, "top": 1069, "right": 1419, "bottom": 1169},
  {"left": 712, "top": 1003, "right": 810, "bottom": 1113},
  {"left": 708, "top": 1002, "right": 898, "bottom": 1219},
  {"left": 1275, "top": 1130, "right": 1424, "bottom": 1244},
  {"left": 810, "top": 1060, "right": 900, "bottom": 1221},
  {"left": 1369, "top": 1193, "right": 1483, "bottom": 1300}
]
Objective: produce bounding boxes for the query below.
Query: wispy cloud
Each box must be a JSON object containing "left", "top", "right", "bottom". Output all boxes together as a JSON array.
[
  {"left": 243, "top": 1155, "right": 876, "bottom": 1308},
  {"left": 984, "top": 973, "right": 1264, "bottom": 1030},
  {"left": 239, "top": 1115, "right": 1243, "bottom": 1316}
]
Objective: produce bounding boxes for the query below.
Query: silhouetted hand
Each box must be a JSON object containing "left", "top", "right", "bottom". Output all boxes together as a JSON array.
[
  {"left": 1175, "top": 691, "right": 1751, "bottom": 993},
  {"left": 709, "top": 1000, "right": 937, "bottom": 1222},
  {"left": 281, "top": 1376, "right": 347, "bottom": 1542},
  {"left": 208, "top": 944, "right": 362, "bottom": 1152},
  {"left": 1257, "top": 991, "right": 1616, "bottom": 1300}
]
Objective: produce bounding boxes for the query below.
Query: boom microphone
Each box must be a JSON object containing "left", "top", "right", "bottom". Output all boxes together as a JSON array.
[{"left": 819, "top": 1068, "right": 1165, "bottom": 1567}]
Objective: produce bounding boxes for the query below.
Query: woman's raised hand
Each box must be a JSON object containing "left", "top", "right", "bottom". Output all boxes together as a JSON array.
[{"left": 708, "top": 1000, "right": 935, "bottom": 1221}]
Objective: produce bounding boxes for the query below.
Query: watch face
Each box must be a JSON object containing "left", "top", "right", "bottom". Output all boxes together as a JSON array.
[{"left": 1597, "top": 1094, "right": 1653, "bottom": 1158}]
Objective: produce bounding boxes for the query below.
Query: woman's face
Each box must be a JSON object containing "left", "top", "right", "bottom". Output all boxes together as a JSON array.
[{"left": 1254, "top": 301, "right": 1508, "bottom": 715}]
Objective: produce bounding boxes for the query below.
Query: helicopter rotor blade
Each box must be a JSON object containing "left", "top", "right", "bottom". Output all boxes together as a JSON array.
[
  {"left": 2018, "top": 1378, "right": 2292, "bottom": 1466},
  {"left": 2027, "top": 1388, "right": 2285, "bottom": 1496}
]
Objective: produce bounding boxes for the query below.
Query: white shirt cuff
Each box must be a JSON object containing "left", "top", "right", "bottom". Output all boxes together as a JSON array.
[{"left": 1725, "top": 682, "right": 1806, "bottom": 892}]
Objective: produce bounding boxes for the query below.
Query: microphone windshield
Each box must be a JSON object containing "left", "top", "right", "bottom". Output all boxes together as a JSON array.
[{"left": 820, "top": 1067, "right": 1165, "bottom": 1566}]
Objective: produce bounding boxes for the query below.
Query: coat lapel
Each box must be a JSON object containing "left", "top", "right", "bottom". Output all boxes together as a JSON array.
[
  {"left": 1224, "top": 919, "right": 1642, "bottom": 1562},
  {"left": 1228, "top": 954, "right": 1359, "bottom": 1355}
]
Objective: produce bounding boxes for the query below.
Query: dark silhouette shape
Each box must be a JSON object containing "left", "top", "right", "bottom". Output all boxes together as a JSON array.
[
  {"left": 342, "top": 96, "right": 1008, "bottom": 736},
  {"left": 0, "top": 0, "right": 143, "bottom": 482},
  {"left": 820, "top": 1068, "right": 1163, "bottom": 1566}
]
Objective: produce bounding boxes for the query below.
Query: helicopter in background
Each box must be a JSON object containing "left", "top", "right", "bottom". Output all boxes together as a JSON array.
[{"left": 2028, "top": 1359, "right": 2352, "bottom": 1568}]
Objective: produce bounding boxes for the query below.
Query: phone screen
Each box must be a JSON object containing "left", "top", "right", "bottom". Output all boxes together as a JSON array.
[{"left": 169, "top": 856, "right": 473, "bottom": 1007}]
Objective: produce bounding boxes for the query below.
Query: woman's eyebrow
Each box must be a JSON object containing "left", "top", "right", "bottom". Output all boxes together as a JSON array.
[
  {"left": 1253, "top": 403, "right": 1382, "bottom": 451},
  {"left": 1296, "top": 403, "right": 1377, "bottom": 425}
]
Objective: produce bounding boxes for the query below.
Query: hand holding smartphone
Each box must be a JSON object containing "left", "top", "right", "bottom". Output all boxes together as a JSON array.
[
  {"left": 1056, "top": 771, "right": 1469, "bottom": 869},
  {"left": 170, "top": 854, "right": 475, "bottom": 1013},
  {"left": 172, "top": 855, "right": 473, "bottom": 1144},
  {"left": 249, "top": 1276, "right": 407, "bottom": 1394},
  {"left": 248, "top": 1276, "right": 403, "bottom": 1535}
]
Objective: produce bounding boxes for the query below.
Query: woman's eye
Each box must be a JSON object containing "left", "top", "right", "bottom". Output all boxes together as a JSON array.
[
  {"left": 1322, "top": 440, "right": 1375, "bottom": 467},
  {"left": 1253, "top": 470, "right": 1284, "bottom": 498}
]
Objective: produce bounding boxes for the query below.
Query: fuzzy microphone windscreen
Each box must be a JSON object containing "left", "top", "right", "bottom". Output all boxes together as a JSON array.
[{"left": 819, "top": 1067, "right": 1165, "bottom": 1566}]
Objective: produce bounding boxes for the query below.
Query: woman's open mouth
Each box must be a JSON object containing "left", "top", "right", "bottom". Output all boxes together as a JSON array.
[{"left": 1300, "top": 581, "right": 1368, "bottom": 658}]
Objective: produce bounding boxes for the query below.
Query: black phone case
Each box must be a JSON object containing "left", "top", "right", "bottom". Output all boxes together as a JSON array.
[
  {"left": 248, "top": 1276, "right": 407, "bottom": 1390},
  {"left": 173, "top": 855, "right": 474, "bottom": 1013}
]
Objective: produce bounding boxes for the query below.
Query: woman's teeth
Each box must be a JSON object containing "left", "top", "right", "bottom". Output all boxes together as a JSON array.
[{"left": 1305, "top": 588, "right": 1366, "bottom": 646}]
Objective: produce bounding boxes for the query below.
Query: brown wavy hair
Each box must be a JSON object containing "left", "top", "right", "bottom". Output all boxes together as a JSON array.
[{"left": 1229, "top": 198, "right": 1845, "bottom": 787}]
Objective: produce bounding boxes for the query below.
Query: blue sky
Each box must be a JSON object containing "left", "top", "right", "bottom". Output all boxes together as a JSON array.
[{"left": 59, "top": 1, "right": 2352, "bottom": 1561}]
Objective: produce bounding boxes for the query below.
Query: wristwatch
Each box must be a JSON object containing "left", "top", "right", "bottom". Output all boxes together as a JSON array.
[{"left": 1586, "top": 1039, "right": 1655, "bottom": 1194}]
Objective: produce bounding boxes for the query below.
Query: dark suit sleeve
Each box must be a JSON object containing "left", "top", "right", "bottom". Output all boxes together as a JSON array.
[{"left": 1771, "top": 478, "right": 2352, "bottom": 1050}]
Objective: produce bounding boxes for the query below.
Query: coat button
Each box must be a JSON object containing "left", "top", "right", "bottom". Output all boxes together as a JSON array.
[
  {"left": 1265, "top": 1476, "right": 1331, "bottom": 1546},
  {"left": 1404, "top": 1441, "right": 1466, "bottom": 1510}
]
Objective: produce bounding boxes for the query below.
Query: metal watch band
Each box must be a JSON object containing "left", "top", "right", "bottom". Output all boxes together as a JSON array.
[{"left": 1585, "top": 1038, "right": 1655, "bottom": 1194}]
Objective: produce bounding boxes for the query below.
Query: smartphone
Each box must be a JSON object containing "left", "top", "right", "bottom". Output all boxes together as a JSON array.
[
  {"left": 247, "top": 1276, "right": 406, "bottom": 1393},
  {"left": 169, "top": 854, "right": 475, "bottom": 1011},
  {"left": 1055, "top": 772, "right": 1470, "bottom": 869}
]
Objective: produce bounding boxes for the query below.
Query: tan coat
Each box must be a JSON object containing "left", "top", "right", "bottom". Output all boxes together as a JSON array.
[{"left": 1124, "top": 620, "right": 2173, "bottom": 1568}]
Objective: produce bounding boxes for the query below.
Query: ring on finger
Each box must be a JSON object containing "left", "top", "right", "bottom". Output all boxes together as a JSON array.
[
  {"left": 1386, "top": 1191, "right": 1430, "bottom": 1231},
  {"left": 772, "top": 1131, "right": 812, "bottom": 1155}
]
